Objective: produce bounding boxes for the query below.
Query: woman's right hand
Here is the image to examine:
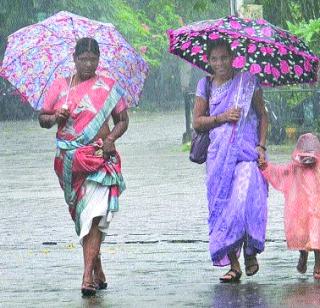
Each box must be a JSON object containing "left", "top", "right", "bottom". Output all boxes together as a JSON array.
[
  {"left": 219, "top": 107, "right": 241, "bottom": 123},
  {"left": 55, "top": 107, "right": 70, "bottom": 125}
]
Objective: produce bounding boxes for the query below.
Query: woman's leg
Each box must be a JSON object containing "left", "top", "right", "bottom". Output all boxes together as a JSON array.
[
  {"left": 314, "top": 250, "right": 320, "bottom": 279},
  {"left": 297, "top": 250, "right": 308, "bottom": 274},
  {"left": 243, "top": 239, "right": 259, "bottom": 276},
  {"left": 82, "top": 217, "right": 102, "bottom": 294},
  {"left": 93, "top": 253, "right": 107, "bottom": 289},
  {"left": 220, "top": 250, "right": 242, "bottom": 282},
  {"left": 244, "top": 251, "right": 259, "bottom": 276}
]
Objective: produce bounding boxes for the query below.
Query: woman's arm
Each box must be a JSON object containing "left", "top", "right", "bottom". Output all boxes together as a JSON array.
[
  {"left": 192, "top": 96, "right": 241, "bottom": 132},
  {"left": 252, "top": 88, "right": 268, "bottom": 160},
  {"left": 102, "top": 109, "right": 129, "bottom": 159},
  {"left": 38, "top": 108, "right": 70, "bottom": 129},
  {"left": 38, "top": 110, "right": 56, "bottom": 129},
  {"left": 109, "top": 109, "right": 129, "bottom": 140},
  {"left": 38, "top": 78, "right": 70, "bottom": 129}
]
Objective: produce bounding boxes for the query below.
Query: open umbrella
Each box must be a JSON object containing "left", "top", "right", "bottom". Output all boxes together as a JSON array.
[
  {"left": 0, "top": 11, "right": 149, "bottom": 109},
  {"left": 167, "top": 15, "right": 319, "bottom": 86}
]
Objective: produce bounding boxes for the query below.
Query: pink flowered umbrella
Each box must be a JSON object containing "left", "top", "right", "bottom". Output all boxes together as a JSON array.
[
  {"left": 0, "top": 11, "right": 149, "bottom": 109},
  {"left": 167, "top": 16, "right": 319, "bottom": 86}
]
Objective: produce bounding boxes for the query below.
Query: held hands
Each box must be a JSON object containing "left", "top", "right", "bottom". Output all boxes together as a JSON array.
[
  {"left": 220, "top": 107, "right": 242, "bottom": 123},
  {"left": 256, "top": 146, "right": 267, "bottom": 170},
  {"left": 54, "top": 107, "right": 70, "bottom": 125}
]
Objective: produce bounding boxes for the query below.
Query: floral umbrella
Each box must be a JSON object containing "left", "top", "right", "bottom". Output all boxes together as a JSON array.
[
  {"left": 0, "top": 11, "right": 149, "bottom": 109},
  {"left": 167, "top": 16, "right": 319, "bottom": 87}
]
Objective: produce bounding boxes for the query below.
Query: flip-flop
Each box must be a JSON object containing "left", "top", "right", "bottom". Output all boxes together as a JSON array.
[
  {"left": 245, "top": 255, "right": 259, "bottom": 276},
  {"left": 219, "top": 269, "right": 242, "bottom": 283}
]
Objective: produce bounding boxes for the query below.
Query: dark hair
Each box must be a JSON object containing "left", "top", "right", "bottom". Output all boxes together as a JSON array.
[
  {"left": 75, "top": 37, "right": 100, "bottom": 57},
  {"left": 206, "top": 38, "right": 232, "bottom": 58}
]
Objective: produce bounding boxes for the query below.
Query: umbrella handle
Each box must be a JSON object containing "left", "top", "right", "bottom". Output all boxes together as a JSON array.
[
  {"left": 234, "top": 73, "right": 243, "bottom": 109},
  {"left": 62, "top": 74, "right": 74, "bottom": 109},
  {"left": 229, "top": 73, "right": 243, "bottom": 143}
]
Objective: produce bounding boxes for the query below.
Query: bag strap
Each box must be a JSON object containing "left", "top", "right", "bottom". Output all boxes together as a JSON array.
[
  {"left": 205, "top": 76, "right": 212, "bottom": 102},
  {"left": 204, "top": 76, "right": 212, "bottom": 115}
]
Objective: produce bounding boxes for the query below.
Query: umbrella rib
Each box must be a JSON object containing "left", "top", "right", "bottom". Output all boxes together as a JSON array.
[
  {"left": 0, "top": 40, "right": 142, "bottom": 78},
  {"left": 10, "top": 23, "right": 76, "bottom": 43},
  {"left": 0, "top": 41, "right": 73, "bottom": 75},
  {"left": 67, "top": 16, "right": 78, "bottom": 43},
  {"left": 1, "top": 22, "right": 79, "bottom": 73},
  {"left": 34, "top": 51, "right": 73, "bottom": 110}
]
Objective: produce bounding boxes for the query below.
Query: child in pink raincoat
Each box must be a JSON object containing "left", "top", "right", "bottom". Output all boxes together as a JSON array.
[{"left": 260, "top": 133, "right": 320, "bottom": 279}]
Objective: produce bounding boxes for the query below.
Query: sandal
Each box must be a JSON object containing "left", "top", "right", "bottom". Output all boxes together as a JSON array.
[
  {"left": 297, "top": 251, "right": 308, "bottom": 274},
  {"left": 81, "top": 281, "right": 96, "bottom": 297},
  {"left": 219, "top": 269, "right": 242, "bottom": 283},
  {"left": 244, "top": 255, "right": 259, "bottom": 276}
]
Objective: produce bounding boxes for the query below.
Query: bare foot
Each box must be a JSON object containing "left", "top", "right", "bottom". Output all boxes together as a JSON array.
[
  {"left": 313, "top": 260, "right": 320, "bottom": 280},
  {"left": 93, "top": 254, "right": 108, "bottom": 289},
  {"left": 313, "top": 267, "right": 320, "bottom": 280},
  {"left": 297, "top": 251, "right": 308, "bottom": 274}
]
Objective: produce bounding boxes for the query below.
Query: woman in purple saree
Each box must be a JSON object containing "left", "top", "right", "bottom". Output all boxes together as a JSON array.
[{"left": 193, "top": 39, "right": 268, "bottom": 282}]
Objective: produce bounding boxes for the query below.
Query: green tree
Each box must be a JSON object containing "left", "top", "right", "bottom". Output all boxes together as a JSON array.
[
  {"left": 255, "top": 0, "right": 320, "bottom": 28},
  {"left": 287, "top": 18, "right": 320, "bottom": 55}
]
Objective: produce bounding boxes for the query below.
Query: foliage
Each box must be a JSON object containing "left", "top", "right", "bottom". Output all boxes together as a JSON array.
[
  {"left": 256, "top": 0, "right": 320, "bottom": 29},
  {"left": 181, "top": 142, "right": 191, "bottom": 152},
  {"left": 108, "top": 0, "right": 181, "bottom": 67},
  {"left": 287, "top": 18, "right": 320, "bottom": 55},
  {"left": 265, "top": 88, "right": 313, "bottom": 107},
  {"left": 1, "top": 0, "right": 319, "bottom": 120}
]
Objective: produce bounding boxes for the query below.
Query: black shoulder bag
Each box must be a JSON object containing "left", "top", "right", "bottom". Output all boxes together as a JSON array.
[{"left": 189, "top": 76, "right": 211, "bottom": 164}]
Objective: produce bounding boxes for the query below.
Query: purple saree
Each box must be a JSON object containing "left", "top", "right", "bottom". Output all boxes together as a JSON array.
[{"left": 196, "top": 71, "right": 268, "bottom": 266}]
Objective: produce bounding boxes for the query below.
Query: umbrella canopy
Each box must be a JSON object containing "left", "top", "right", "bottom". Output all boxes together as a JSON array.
[
  {"left": 0, "top": 11, "right": 149, "bottom": 109},
  {"left": 167, "top": 16, "right": 319, "bottom": 87}
]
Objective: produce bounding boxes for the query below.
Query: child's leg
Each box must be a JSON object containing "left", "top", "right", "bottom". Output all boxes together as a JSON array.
[
  {"left": 297, "top": 250, "right": 308, "bottom": 274},
  {"left": 314, "top": 250, "right": 320, "bottom": 279}
]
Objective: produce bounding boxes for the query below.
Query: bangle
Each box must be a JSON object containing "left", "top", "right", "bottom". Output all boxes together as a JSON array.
[{"left": 257, "top": 144, "right": 267, "bottom": 151}]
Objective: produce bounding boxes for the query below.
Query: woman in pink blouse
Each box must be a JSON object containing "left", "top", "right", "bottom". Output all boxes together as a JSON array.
[{"left": 38, "top": 37, "right": 129, "bottom": 295}]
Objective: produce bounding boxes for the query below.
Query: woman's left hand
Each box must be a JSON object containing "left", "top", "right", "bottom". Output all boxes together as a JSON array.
[{"left": 103, "top": 138, "right": 116, "bottom": 160}]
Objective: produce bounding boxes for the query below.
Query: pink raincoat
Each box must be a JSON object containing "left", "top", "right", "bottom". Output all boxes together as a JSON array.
[{"left": 262, "top": 133, "right": 320, "bottom": 250}]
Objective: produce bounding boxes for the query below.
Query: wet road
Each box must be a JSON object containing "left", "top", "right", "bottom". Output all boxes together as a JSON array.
[{"left": 1, "top": 110, "right": 320, "bottom": 307}]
